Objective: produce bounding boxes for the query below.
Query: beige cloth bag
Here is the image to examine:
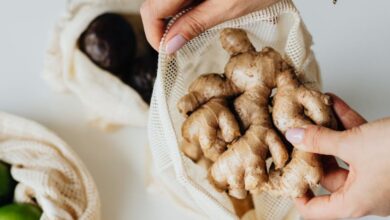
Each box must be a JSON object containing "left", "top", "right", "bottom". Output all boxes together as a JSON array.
[
  {"left": 43, "top": 0, "right": 148, "bottom": 131},
  {"left": 0, "top": 112, "right": 100, "bottom": 219},
  {"left": 148, "top": 0, "right": 320, "bottom": 219}
]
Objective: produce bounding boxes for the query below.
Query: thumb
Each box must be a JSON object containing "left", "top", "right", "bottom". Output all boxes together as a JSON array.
[
  {"left": 164, "top": 1, "right": 227, "bottom": 54},
  {"left": 286, "top": 125, "right": 347, "bottom": 158}
]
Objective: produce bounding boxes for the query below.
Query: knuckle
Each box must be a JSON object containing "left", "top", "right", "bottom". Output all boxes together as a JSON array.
[
  {"left": 347, "top": 126, "right": 363, "bottom": 136},
  {"left": 307, "top": 126, "right": 324, "bottom": 152},
  {"left": 183, "top": 14, "right": 207, "bottom": 38},
  {"left": 342, "top": 126, "right": 363, "bottom": 146}
]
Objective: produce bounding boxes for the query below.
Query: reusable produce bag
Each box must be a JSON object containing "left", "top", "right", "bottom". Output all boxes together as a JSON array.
[
  {"left": 148, "top": 0, "right": 320, "bottom": 219},
  {"left": 0, "top": 112, "right": 100, "bottom": 219},
  {"left": 43, "top": 0, "right": 148, "bottom": 131}
]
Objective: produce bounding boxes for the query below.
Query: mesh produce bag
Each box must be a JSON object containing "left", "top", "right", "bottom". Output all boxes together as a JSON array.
[
  {"left": 148, "top": 0, "right": 321, "bottom": 219},
  {"left": 0, "top": 112, "right": 100, "bottom": 219},
  {"left": 43, "top": 0, "right": 149, "bottom": 131}
]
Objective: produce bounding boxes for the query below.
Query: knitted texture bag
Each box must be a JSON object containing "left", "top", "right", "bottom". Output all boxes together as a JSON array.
[
  {"left": 42, "top": 0, "right": 148, "bottom": 131},
  {"left": 148, "top": 0, "right": 320, "bottom": 219},
  {"left": 0, "top": 112, "right": 100, "bottom": 219}
]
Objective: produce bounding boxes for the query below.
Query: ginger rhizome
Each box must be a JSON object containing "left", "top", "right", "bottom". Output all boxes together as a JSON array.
[
  {"left": 267, "top": 68, "right": 337, "bottom": 197},
  {"left": 178, "top": 28, "right": 336, "bottom": 199},
  {"left": 180, "top": 98, "right": 240, "bottom": 162}
]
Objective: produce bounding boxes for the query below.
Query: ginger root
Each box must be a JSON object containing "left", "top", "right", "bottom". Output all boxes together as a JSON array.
[
  {"left": 177, "top": 74, "right": 240, "bottom": 117},
  {"left": 266, "top": 69, "right": 337, "bottom": 197},
  {"left": 178, "top": 28, "right": 336, "bottom": 199},
  {"left": 180, "top": 98, "right": 240, "bottom": 162}
]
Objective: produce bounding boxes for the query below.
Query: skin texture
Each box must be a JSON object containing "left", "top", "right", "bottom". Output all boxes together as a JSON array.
[
  {"left": 140, "top": 0, "right": 279, "bottom": 53},
  {"left": 286, "top": 94, "right": 390, "bottom": 219},
  {"left": 179, "top": 28, "right": 336, "bottom": 199},
  {"left": 181, "top": 98, "right": 241, "bottom": 162}
]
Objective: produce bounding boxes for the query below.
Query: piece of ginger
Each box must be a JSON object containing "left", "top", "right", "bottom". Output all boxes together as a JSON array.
[
  {"left": 181, "top": 98, "right": 241, "bottom": 162},
  {"left": 266, "top": 68, "right": 337, "bottom": 197},
  {"left": 178, "top": 28, "right": 337, "bottom": 199}
]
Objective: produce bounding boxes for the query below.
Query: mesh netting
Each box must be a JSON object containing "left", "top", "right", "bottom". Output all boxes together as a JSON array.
[
  {"left": 0, "top": 112, "right": 100, "bottom": 220},
  {"left": 148, "top": 0, "right": 321, "bottom": 219}
]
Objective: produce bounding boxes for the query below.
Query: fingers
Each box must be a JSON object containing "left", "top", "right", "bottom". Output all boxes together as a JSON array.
[
  {"left": 142, "top": 0, "right": 280, "bottom": 53},
  {"left": 285, "top": 94, "right": 367, "bottom": 160},
  {"left": 140, "top": 0, "right": 189, "bottom": 50},
  {"left": 328, "top": 93, "right": 367, "bottom": 129},
  {"left": 286, "top": 126, "right": 348, "bottom": 159},
  {"left": 321, "top": 167, "right": 348, "bottom": 192},
  {"left": 320, "top": 156, "right": 348, "bottom": 192},
  {"left": 164, "top": 0, "right": 279, "bottom": 54},
  {"left": 165, "top": 1, "right": 228, "bottom": 54},
  {"left": 295, "top": 191, "right": 348, "bottom": 219}
]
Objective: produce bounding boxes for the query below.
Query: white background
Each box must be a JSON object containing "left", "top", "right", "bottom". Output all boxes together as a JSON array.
[{"left": 0, "top": 0, "right": 389, "bottom": 219}]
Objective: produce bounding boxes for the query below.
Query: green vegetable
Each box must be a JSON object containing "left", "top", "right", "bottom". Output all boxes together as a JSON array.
[
  {"left": 0, "top": 203, "right": 42, "bottom": 220},
  {"left": 0, "top": 162, "right": 16, "bottom": 205}
]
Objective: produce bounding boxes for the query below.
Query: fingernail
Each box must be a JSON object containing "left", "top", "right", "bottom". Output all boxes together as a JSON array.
[
  {"left": 285, "top": 128, "right": 305, "bottom": 144},
  {"left": 166, "top": 35, "right": 186, "bottom": 54}
]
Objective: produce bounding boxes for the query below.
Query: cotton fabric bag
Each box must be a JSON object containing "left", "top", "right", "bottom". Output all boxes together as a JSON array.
[
  {"left": 0, "top": 112, "right": 100, "bottom": 219},
  {"left": 148, "top": 0, "right": 321, "bottom": 219},
  {"left": 43, "top": 0, "right": 148, "bottom": 131}
]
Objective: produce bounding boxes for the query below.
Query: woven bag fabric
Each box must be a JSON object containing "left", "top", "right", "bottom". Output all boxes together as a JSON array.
[
  {"left": 0, "top": 112, "right": 100, "bottom": 219},
  {"left": 42, "top": 0, "right": 148, "bottom": 131}
]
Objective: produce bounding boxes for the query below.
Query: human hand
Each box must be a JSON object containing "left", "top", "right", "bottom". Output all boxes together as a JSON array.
[
  {"left": 140, "top": 0, "right": 279, "bottom": 54},
  {"left": 285, "top": 94, "right": 390, "bottom": 219}
]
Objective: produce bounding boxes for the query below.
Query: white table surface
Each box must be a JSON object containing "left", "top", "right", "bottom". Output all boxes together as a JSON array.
[{"left": 0, "top": 0, "right": 389, "bottom": 219}]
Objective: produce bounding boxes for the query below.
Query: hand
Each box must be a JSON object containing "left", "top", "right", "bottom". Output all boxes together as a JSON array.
[
  {"left": 285, "top": 94, "right": 390, "bottom": 219},
  {"left": 140, "top": 0, "right": 279, "bottom": 54}
]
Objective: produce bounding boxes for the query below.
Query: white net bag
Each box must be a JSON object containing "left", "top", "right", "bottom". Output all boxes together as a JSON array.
[
  {"left": 0, "top": 112, "right": 100, "bottom": 220},
  {"left": 43, "top": 0, "right": 149, "bottom": 131},
  {"left": 148, "top": 0, "right": 321, "bottom": 219}
]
